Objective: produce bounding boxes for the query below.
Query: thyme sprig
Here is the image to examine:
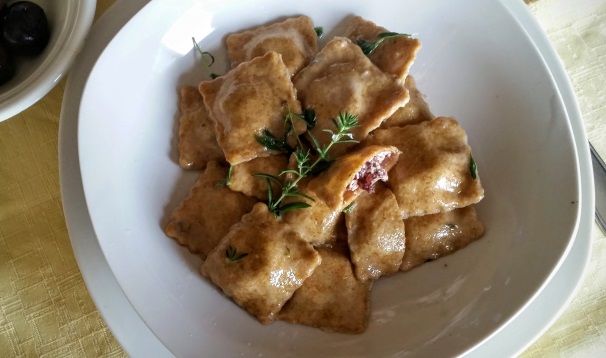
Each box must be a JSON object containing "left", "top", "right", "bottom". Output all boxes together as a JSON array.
[
  {"left": 254, "top": 112, "right": 360, "bottom": 216},
  {"left": 215, "top": 165, "right": 233, "bottom": 189},
  {"left": 356, "top": 32, "right": 412, "bottom": 55},
  {"left": 255, "top": 106, "right": 317, "bottom": 154},
  {"left": 225, "top": 245, "right": 248, "bottom": 263},
  {"left": 192, "top": 37, "right": 219, "bottom": 79},
  {"left": 255, "top": 129, "right": 293, "bottom": 153}
]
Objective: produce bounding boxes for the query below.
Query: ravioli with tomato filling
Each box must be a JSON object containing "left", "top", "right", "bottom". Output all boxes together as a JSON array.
[
  {"left": 364, "top": 117, "right": 484, "bottom": 218},
  {"left": 307, "top": 145, "right": 401, "bottom": 211}
]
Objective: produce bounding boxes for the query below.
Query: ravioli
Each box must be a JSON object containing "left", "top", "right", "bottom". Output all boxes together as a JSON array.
[
  {"left": 201, "top": 203, "right": 321, "bottom": 324},
  {"left": 177, "top": 86, "right": 224, "bottom": 169},
  {"left": 344, "top": 15, "right": 421, "bottom": 79},
  {"left": 345, "top": 182, "right": 405, "bottom": 281},
  {"left": 401, "top": 206, "right": 485, "bottom": 271},
  {"left": 364, "top": 117, "right": 484, "bottom": 218},
  {"left": 199, "top": 51, "right": 307, "bottom": 165},
  {"left": 281, "top": 182, "right": 342, "bottom": 245},
  {"left": 164, "top": 15, "right": 488, "bottom": 335},
  {"left": 380, "top": 76, "right": 434, "bottom": 129},
  {"left": 293, "top": 37, "right": 409, "bottom": 157},
  {"left": 164, "top": 161, "right": 257, "bottom": 259},
  {"left": 229, "top": 154, "right": 289, "bottom": 201},
  {"left": 226, "top": 16, "right": 319, "bottom": 76},
  {"left": 307, "top": 145, "right": 401, "bottom": 211},
  {"left": 279, "top": 244, "right": 372, "bottom": 333}
]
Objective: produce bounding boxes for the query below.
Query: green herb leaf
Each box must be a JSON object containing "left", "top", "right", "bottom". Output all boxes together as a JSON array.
[
  {"left": 356, "top": 32, "right": 411, "bottom": 55},
  {"left": 300, "top": 107, "right": 317, "bottom": 129},
  {"left": 314, "top": 27, "right": 324, "bottom": 38},
  {"left": 469, "top": 153, "right": 478, "bottom": 180},
  {"left": 225, "top": 245, "right": 248, "bottom": 263},
  {"left": 446, "top": 223, "right": 459, "bottom": 229},
  {"left": 278, "top": 202, "right": 312, "bottom": 214},
  {"left": 192, "top": 37, "right": 220, "bottom": 79},
  {"left": 215, "top": 166, "right": 233, "bottom": 189},
  {"left": 308, "top": 158, "right": 333, "bottom": 175},
  {"left": 284, "top": 186, "right": 316, "bottom": 202},
  {"left": 255, "top": 129, "right": 292, "bottom": 153},
  {"left": 342, "top": 203, "right": 355, "bottom": 213},
  {"left": 265, "top": 178, "right": 273, "bottom": 207},
  {"left": 253, "top": 173, "right": 282, "bottom": 186},
  {"left": 256, "top": 111, "right": 359, "bottom": 216}
]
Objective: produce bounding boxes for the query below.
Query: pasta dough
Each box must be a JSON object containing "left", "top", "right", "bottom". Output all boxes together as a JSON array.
[
  {"left": 380, "top": 76, "right": 434, "bottom": 129},
  {"left": 364, "top": 117, "right": 484, "bottom": 218},
  {"left": 401, "top": 206, "right": 485, "bottom": 271},
  {"left": 164, "top": 161, "right": 257, "bottom": 259},
  {"left": 344, "top": 15, "right": 421, "bottom": 79},
  {"left": 279, "top": 244, "right": 372, "bottom": 333},
  {"left": 345, "top": 182, "right": 405, "bottom": 281},
  {"left": 307, "top": 145, "right": 401, "bottom": 211},
  {"left": 177, "top": 86, "right": 224, "bottom": 169},
  {"left": 229, "top": 154, "right": 289, "bottom": 201},
  {"left": 201, "top": 203, "right": 321, "bottom": 324},
  {"left": 293, "top": 37, "right": 409, "bottom": 157},
  {"left": 226, "top": 16, "right": 319, "bottom": 76},
  {"left": 199, "top": 51, "right": 307, "bottom": 165}
]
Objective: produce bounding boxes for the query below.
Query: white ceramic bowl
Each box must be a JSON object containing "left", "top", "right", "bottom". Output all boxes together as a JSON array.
[
  {"left": 0, "top": 0, "right": 96, "bottom": 121},
  {"left": 73, "top": 0, "right": 585, "bottom": 356}
]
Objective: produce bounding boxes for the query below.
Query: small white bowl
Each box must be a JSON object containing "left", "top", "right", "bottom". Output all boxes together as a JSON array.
[{"left": 0, "top": 0, "right": 96, "bottom": 122}]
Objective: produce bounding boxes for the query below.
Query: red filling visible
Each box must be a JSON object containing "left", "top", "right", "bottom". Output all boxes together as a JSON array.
[{"left": 347, "top": 153, "right": 391, "bottom": 193}]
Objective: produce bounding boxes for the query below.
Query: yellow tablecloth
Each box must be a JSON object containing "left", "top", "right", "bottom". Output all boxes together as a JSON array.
[{"left": 0, "top": 0, "right": 604, "bottom": 356}]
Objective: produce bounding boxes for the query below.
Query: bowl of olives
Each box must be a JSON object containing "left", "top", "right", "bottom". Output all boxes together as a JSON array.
[{"left": 0, "top": 0, "right": 96, "bottom": 121}]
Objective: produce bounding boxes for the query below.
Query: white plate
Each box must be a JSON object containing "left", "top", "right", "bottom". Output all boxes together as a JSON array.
[{"left": 62, "top": 3, "right": 591, "bottom": 355}]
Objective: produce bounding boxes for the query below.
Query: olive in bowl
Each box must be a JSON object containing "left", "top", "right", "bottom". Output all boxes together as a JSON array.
[
  {"left": 2, "top": 1, "right": 50, "bottom": 56},
  {"left": 0, "top": 1, "right": 50, "bottom": 85}
]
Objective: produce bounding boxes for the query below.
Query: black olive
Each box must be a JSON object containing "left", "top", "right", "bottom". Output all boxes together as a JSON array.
[
  {"left": 2, "top": 1, "right": 50, "bottom": 56},
  {"left": 0, "top": 42, "right": 15, "bottom": 85}
]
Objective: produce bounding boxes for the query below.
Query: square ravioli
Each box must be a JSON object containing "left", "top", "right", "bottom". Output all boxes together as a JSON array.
[
  {"left": 345, "top": 182, "right": 405, "bottom": 281},
  {"left": 228, "top": 154, "right": 289, "bottom": 201},
  {"left": 226, "top": 16, "right": 319, "bottom": 76},
  {"left": 379, "top": 76, "right": 434, "bottom": 129},
  {"left": 177, "top": 86, "right": 225, "bottom": 169},
  {"left": 343, "top": 15, "right": 421, "bottom": 79},
  {"left": 199, "top": 51, "right": 307, "bottom": 165},
  {"left": 281, "top": 181, "right": 342, "bottom": 246},
  {"left": 164, "top": 161, "right": 257, "bottom": 259},
  {"left": 201, "top": 203, "right": 321, "bottom": 324},
  {"left": 307, "top": 145, "right": 400, "bottom": 211},
  {"left": 364, "top": 117, "right": 484, "bottom": 218},
  {"left": 293, "top": 37, "right": 409, "bottom": 157},
  {"left": 401, "top": 206, "right": 485, "bottom": 271},
  {"left": 278, "top": 245, "right": 372, "bottom": 334}
]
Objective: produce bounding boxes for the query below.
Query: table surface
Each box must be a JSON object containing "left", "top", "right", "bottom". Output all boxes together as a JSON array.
[{"left": 1, "top": 0, "right": 604, "bottom": 356}]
